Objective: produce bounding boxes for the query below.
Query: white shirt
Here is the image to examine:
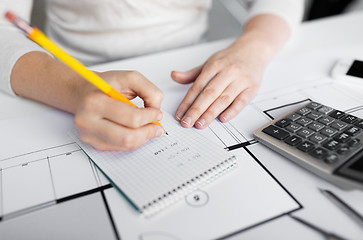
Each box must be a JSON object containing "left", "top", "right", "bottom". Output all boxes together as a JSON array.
[{"left": 0, "top": 0, "right": 304, "bottom": 96}]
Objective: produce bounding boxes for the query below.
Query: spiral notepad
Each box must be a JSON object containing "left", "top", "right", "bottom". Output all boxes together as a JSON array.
[{"left": 70, "top": 113, "right": 237, "bottom": 217}]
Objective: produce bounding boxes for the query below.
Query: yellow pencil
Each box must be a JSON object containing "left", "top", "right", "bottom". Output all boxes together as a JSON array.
[{"left": 5, "top": 11, "right": 165, "bottom": 131}]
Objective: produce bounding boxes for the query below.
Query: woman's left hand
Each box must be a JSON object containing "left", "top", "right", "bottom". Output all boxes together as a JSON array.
[
  {"left": 172, "top": 40, "right": 264, "bottom": 129},
  {"left": 172, "top": 14, "right": 291, "bottom": 129}
]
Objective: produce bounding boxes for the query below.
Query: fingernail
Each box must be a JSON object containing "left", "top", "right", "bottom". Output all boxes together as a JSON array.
[
  {"left": 155, "top": 126, "right": 163, "bottom": 137},
  {"left": 156, "top": 112, "right": 163, "bottom": 121},
  {"left": 220, "top": 114, "right": 229, "bottom": 122},
  {"left": 181, "top": 117, "right": 191, "bottom": 127},
  {"left": 195, "top": 118, "right": 205, "bottom": 128},
  {"left": 175, "top": 112, "right": 183, "bottom": 121}
]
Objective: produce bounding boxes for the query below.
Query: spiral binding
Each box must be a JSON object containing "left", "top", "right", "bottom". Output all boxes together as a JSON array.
[{"left": 141, "top": 155, "right": 238, "bottom": 217}]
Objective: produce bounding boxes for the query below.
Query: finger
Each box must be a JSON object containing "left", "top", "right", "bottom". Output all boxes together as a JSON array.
[
  {"left": 174, "top": 65, "right": 218, "bottom": 121},
  {"left": 80, "top": 93, "right": 163, "bottom": 129},
  {"left": 194, "top": 81, "right": 244, "bottom": 129},
  {"left": 179, "top": 71, "right": 232, "bottom": 128},
  {"left": 79, "top": 132, "right": 126, "bottom": 151},
  {"left": 123, "top": 71, "right": 164, "bottom": 109},
  {"left": 100, "top": 97, "right": 163, "bottom": 129},
  {"left": 171, "top": 66, "right": 203, "bottom": 84},
  {"left": 90, "top": 119, "right": 164, "bottom": 150},
  {"left": 219, "top": 87, "right": 258, "bottom": 123}
]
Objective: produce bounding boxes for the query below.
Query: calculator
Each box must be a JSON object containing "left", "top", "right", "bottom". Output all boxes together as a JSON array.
[{"left": 253, "top": 102, "right": 363, "bottom": 191}]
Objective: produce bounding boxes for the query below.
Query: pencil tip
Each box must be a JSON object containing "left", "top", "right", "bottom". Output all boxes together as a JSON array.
[{"left": 165, "top": 132, "right": 169, "bottom": 135}]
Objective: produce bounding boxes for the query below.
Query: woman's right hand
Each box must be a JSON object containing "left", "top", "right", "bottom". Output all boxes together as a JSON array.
[{"left": 74, "top": 70, "right": 164, "bottom": 151}]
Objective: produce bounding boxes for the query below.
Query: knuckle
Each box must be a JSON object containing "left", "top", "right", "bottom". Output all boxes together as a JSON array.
[
  {"left": 188, "top": 106, "right": 202, "bottom": 115},
  {"left": 189, "top": 84, "right": 203, "bottom": 95},
  {"left": 209, "top": 59, "right": 223, "bottom": 69},
  {"left": 82, "top": 94, "right": 103, "bottom": 111},
  {"left": 240, "top": 72, "right": 254, "bottom": 82},
  {"left": 202, "top": 110, "right": 216, "bottom": 120},
  {"left": 154, "top": 90, "right": 164, "bottom": 101},
  {"left": 235, "top": 97, "right": 248, "bottom": 108},
  {"left": 74, "top": 115, "right": 89, "bottom": 132},
  {"left": 79, "top": 134, "right": 93, "bottom": 145},
  {"left": 73, "top": 115, "right": 82, "bottom": 128},
  {"left": 219, "top": 94, "right": 231, "bottom": 104},
  {"left": 93, "top": 145, "right": 105, "bottom": 151},
  {"left": 127, "top": 113, "right": 142, "bottom": 128},
  {"left": 202, "top": 87, "right": 217, "bottom": 99},
  {"left": 128, "top": 70, "right": 140, "bottom": 77},
  {"left": 119, "top": 134, "right": 137, "bottom": 150},
  {"left": 225, "top": 63, "right": 240, "bottom": 74},
  {"left": 124, "top": 70, "right": 141, "bottom": 81},
  {"left": 249, "top": 86, "right": 259, "bottom": 95}
]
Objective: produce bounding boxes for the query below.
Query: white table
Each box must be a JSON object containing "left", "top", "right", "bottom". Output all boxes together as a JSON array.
[{"left": 1, "top": 11, "right": 363, "bottom": 240}]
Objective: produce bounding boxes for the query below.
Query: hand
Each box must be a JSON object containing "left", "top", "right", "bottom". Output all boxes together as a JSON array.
[
  {"left": 172, "top": 41, "right": 264, "bottom": 129},
  {"left": 74, "top": 70, "right": 164, "bottom": 151}
]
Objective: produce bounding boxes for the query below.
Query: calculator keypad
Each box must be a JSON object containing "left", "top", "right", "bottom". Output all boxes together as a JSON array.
[{"left": 259, "top": 102, "right": 363, "bottom": 169}]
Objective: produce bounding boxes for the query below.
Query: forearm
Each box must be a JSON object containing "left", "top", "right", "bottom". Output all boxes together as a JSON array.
[{"left": 10, "top": 51, "right": 86, "bottom": 114}]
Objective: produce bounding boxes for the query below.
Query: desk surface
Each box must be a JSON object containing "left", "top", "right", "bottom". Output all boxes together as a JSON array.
[{"left": 1, "top": 11, "right": 363, "bottom": 240}]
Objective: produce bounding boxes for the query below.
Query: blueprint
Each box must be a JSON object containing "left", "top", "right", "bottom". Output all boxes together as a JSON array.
[{"left": 1, "top": 41, "right": 363, "bottom": 239}]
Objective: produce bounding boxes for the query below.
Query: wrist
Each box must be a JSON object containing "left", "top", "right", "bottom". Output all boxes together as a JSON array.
[
  {"left": 230, "top": 32, "right": 275, "bottom": 69},
  {"left": 231, "top": 14, "right": 290, "bottom": 65}
]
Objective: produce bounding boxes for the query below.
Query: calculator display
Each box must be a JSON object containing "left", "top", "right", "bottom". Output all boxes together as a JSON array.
[
  {"left": 346, "top": 60, "right": 363, "bottom": 78},
  {"left": 349, "top": 156, "right": 363, "bottom": 172},
  {"left": 336, "top": 150, "right": 363, "bottom": 183}
]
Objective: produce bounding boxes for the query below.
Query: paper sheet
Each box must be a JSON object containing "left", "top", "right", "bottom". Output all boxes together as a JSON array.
[{"left": 70, "top": 113, "right": 237, "bottom": 216}]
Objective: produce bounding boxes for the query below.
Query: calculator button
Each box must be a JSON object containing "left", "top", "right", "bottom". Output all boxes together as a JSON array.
[
  {"left": 308, "top": 122, "right": 325, "bottom": 132},
  {"left": 306, "top": 102, "right": 321, "bottom": 110},
  {"left": 355, "top": 119, "right": 363, "bottom": 129},
  {"left": 286, "top": 113, "right": 301, "bottom": 122},
  {"left": 318, "top": 106, "right": 334, "bottom": 114},
  {"left": 344, "top": 126, "right": 361, "bottom": 136},
  {"left": 286, "top": 123, "right": 302, "bottom": 133},
  {"left": 297, "top": 141, "right": 315, "bottom": 152},
  {"left": 296, "top": 117, "right": 313, "bottom": 126},
  {"left": 337, "top": 146, "right": 350, "bottom": 155},
  {"left": 341, "top": 115, "right": 358, "bottom": 124},
  {"left": 348, "top": 138, "right": 361, "bottom": 148},
  {"left": 284, "top": 136, "right": 302, "bottom": 146},
  {"left": 329, "top": 110, "right": 345, "bottom": 119},
  {"left": 297, "top": 128, "right": 315, "bottom": 138},
  {"left": 262, "top": 125, "right": 290, "bottom": 140},
  {"left": 333, "top": 133, "right": 351, "bottom": 143},
  {"left": 320, "top": 127, "right": 338, "bottom": 137},
  {"left": 297, "top": 107, "right": 311, "bottom": 116},
  {"left": 309, "top": 133, "right": 327, "bottom": 144},
  {"left": 323, "top": 140, "right": 341, "bottom": 150},
  {"left": 307, "top": 111, "right": 323, "bottom": 121},
  {"left": 275, "top": 119, "right": 291, "bottom": 128},
  {"left": 330, "top": 120, "right": 349, "bottom": 131},
  {"left": 310, "top": 147, "right": 328, "bottom": 159},
  {"left": 325, "top": 154, "right": 339, "bottom": 164},
  {"left": 318, "top": 116, "right": 335, "bottom": 125}
]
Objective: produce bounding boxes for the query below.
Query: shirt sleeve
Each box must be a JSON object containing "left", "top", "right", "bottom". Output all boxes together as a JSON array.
[
  {"left": 246, "top": 0, "right": 304, "bottom": 34},
  {"left": 0, "top": 0, "right": 46, "bottom": 96}
]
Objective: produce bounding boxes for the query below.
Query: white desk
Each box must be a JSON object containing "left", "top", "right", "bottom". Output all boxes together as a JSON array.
[{"left": 1, "top": 11, "right": 363, "bottom": 240}]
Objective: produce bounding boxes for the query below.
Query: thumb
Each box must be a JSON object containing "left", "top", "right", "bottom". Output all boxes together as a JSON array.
[{"left": 171, "top": 66, "right": 202, "bottom": 84}]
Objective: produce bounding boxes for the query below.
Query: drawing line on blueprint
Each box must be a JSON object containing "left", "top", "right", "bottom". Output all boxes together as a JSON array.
[
  {"left": 262, "top": 99, "right": 311, "bottom": 120},
  {"left": 0, "top": 142, "right": 110, "bottom": 221},
  {"left": 0, "top": 142, "right": 75, "bottom": 163},
  {"left": 345, "top": 105, "right": 363, "bottom": 114}
]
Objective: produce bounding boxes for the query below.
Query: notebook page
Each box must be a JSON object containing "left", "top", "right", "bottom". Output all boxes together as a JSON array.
[{"left": 70, "top": 113, "right": 236, "bottom": 216}]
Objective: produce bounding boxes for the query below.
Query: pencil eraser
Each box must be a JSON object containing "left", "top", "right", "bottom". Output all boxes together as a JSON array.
[{"left": 5, "top": 11, "right": 16, "bottom": 22}]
